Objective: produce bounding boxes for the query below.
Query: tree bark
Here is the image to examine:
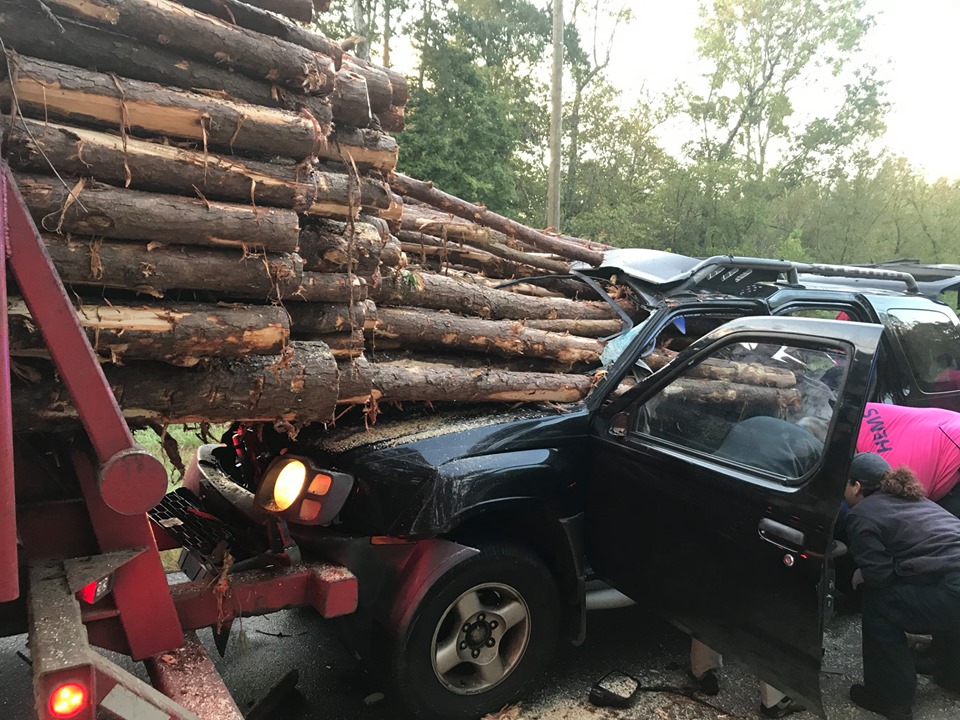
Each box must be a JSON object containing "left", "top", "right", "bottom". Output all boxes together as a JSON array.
[
  {"left": 4, "top": 118, "right": 319, "bottom": 211},
  {"left": 295, "top": 272, "right": 367, "bottom": 303},
  {"left": 318, "top": 129, "right": 398, "bottom": 171},
  {"left": 12, "top": 340, "right": 339, "bottom": 427},
  {"left": 309, "top": 168, "right": 392, "bottom": 213},
  {"left": 659, "top": 379, "right": 801, "bottom": 411},
  {"left": 345, "top": 55, "right": 408, "bottom": 106},
  {"left": 375, "top": 269, "right": 616, "bottom": 321},
  {"left": 0, "top": 3, "right": 333, "bottom": 126},
  {"left": 389, "top": 173, "right": 605, "bottom": 265},
  {"left": 16, "top": 174, "right": 299, "bottom": 252},
  {"left": 1, "top": 55, "right": 326, "bottom": 160},
  {"left": 298, "top": 220, "right": 382, "bottom": 273},
  {"left": 397, "top": 233, "right": 542, "bottom": 279},
  {"left": 42, "top": 234, "right": 303, "bottom": 299},
  {"left": 376, "top": 106, "right": 404, "bottom": 132},
  {"left": 643, "top": 347, "right": 797, "bottom": 388},
  {"left": 332, "top": 69, "right": 372, "bottom": 128},
  {"left": 242, "top": 0, "right": 314, "bottom": 23},
  {"left": 316, "top": 330, "right": 364, "bottom": 359},
  {"left": 397, "top": 217, "right": 571, "bottom": 275},
  {"left": 288, "top": 300, "right": 374, "bottom": 334},
  {"left": 373, "top": 308, "right": 603, "bottom": 365},
  {"left": 341, "top": 57, "right": 392, "bottom": 114},
  {"left": 39, "top": 0, "right": 334, "bottom": 93},
  {"left": 7, "top": 297, "right": 288, "bottom": 365},
  {"left": 175, "top": 0, "right": 343, "bottom": 67},
  {"left": 523, "top": 318, "right": 623, "bottom": 337},
  {"left": 349, "top": 363, "right": 595, "bottom": 404}
]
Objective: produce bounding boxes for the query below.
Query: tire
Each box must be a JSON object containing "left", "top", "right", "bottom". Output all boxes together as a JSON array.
[{"left": 387, "top": 542, "right": 561, "bottom": 720}]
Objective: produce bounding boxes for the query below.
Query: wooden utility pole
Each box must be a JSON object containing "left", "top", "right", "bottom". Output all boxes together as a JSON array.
[{"left": 547, "top": 0, "right": 563, "bottom": 230}]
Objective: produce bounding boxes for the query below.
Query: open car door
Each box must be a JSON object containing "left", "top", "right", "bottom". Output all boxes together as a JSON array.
[{"left": 585, "top": 316, "right": 884, "bottom": 717}]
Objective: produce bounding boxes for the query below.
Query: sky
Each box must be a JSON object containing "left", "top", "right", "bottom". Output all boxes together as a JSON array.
[{"left": 605, "top": 0, "right": 960, "bottom": 181}]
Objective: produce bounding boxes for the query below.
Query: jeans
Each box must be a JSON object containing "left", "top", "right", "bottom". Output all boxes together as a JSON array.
[
  {"left": 861, "top": 572, "right": 960, "bottom": 712},
  {"left": 937, "top": 483, "right": 960, "bottom": 520}
]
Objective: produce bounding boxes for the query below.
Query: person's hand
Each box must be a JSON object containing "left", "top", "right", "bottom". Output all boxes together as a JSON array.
[{"left": 852, "top": 568, "right": 864, "bottom": 589}]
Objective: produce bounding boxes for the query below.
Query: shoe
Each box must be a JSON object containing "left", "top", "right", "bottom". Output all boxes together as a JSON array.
[
  {"left": 760, "top": 696, "right": 804, "bottom": 718},
  {"left": 849, "top": 684, "right": 913, "bottom": 720},
  {"left": 687, "top": 668, "right": 719, "bottom": 695}
]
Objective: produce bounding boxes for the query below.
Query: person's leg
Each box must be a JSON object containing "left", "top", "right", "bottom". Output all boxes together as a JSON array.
[
  {"left": 859, "top": 587, "right": 917, "bottom": 715},
  {"left": 928, "top": 575, "right": 960, "bottom": 691},
  {"left": 690, "top": 638, "right": 722, "bottom": 677},
  {"left": 689, "top": 638, "right": 721, "bottom": 695},
  {"left": 759, "top": 683, "right": 786, "bottom": 707}
]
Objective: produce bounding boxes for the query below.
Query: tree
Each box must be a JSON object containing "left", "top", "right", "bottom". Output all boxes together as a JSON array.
[{"left": 397, "top": 0, "right": 552, "bottom": 218}]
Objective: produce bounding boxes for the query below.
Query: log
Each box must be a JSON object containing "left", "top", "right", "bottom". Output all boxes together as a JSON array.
[
  {"left": 311, "top": 170, "right": 392, "bottom": 213},
  {"left": 242, "top": 0, "right": 313, "bottom": 23},
  {"left": 397, "top": 227, "right": 570, "bottom": 276},
  {"left": 332, "top": 70, "right": 372, "bottom": 128},
  {"left": 336, "top": 357, "right": 372, "bottom": 403},
  {"left": 342, "top": 57, "right": 391, "bottom": 114},
  {"left": 401, "top": 203, "right": 491, "bottom": 244},
  {"left": 374, "top": 308, "right": 603, "bottom": 365},
  {"left": 176, "top": 0, "right": 343, "bottom": 67},
  {"left": 348, "top": 363, "right": 595, "bottom": 404},
  {"left": 319, "top": 129, "right": 398, "bottom": 172},
  {"left": 0, "top": 55, "right": 326, "bottom": 160},
  {"left": 42, "top": 235, "right": 303, "bottom": 299},
  {"left": 39, "top": 0, "right": 334, "bottom": 93},
  {"left": 375, "top": 269, "right": 616, "bottom": 321},
  {"left": 288, "top": 300, "right": 375, "bottom": 334},
  {"left": 523, "top": 319, "right": 623, "bottom": 337},
  {"left": 658, "top": 379, "right": 801, "bottom": 411},
  {"left": 316, "top": 330, "right": 364, "bottom": 359},
  {"left": 346, "top": 56, "right": 407, "bottom": 106},
  {"left": 0, "top": 3, "right": 332, "bottom": 126},
  {"left": 376, "top": 105, "right": 405, "bottom": 133},
  {"left": 4, "top": 118, "right": 319, "bottom": 211},
  {"left": 12, "top": 341, "right": 340, "bottom": 426},
  {"left": 643, "top": 348, "right": 797, "bottom": 388},
  {"left": 16, "top": 174, "right": 300, "bottom": 252},
  {"left": 399, "top": 237, "right": 540, "bottom": 279},
  {"left": 389, "top": 173, "right": 605, "bottom": 265},
  {"left": 298, "top": 220, "right": 382, "bottom": 273},
  {"left": 6, "top": 297, "right": 288, "bottom": 365},
  {"left": 295, "top": 272, "right": 367, "bottom": 303}
]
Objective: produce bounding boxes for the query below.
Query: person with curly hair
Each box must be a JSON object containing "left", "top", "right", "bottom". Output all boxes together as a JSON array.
[{"left": 845, "top": 452, "right": 960, "bottom": 720}]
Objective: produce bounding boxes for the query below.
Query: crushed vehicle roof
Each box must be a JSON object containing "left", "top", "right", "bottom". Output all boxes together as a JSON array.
[{"left": 572, "top": 248, "right": 960, "bottom": 303}]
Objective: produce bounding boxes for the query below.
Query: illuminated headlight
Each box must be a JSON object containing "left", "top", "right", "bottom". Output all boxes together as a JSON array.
[{"left": 254, "top": 455, "right": 354, "bottom": 525}]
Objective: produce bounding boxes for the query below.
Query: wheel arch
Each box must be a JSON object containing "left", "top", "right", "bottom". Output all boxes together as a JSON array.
[{"left": 444, "top": 500, "right": 587, "bottom": 644}]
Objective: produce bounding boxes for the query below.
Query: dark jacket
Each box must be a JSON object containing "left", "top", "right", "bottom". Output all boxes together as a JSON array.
[{"left": 847, "top": 493, "right": 960, "bottom": 588}]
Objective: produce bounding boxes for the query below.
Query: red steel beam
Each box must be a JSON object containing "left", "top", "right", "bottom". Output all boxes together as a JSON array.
[
  {"left": 170, "top": 563, "right": 358, "bottom": 632},
  {"left": 1, "top": 164, "right": 165, "bottom": 515},
  {"left": 73, "top": 449, "right": 184, "bottom": 659},
  {"left": 0, "top": 169, "right": 18, "bottom": 601}
]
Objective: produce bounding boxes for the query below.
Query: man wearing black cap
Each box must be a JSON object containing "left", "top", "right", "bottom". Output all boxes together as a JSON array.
[{"left": 845, "top": 452, "right": 960, "bottom": 720}]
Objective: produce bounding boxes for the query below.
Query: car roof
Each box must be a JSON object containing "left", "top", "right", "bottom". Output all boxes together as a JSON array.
[{"left": 573, "top": 248, "right": 958, "bottom": 304}]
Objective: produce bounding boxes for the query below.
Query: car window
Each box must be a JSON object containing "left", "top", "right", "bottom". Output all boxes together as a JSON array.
[
  {"left": 632, "top": 339, "right": 846, "bottom": 482},
  {"left": 886, "top": 308, "right": 960, "bottom": 393}
]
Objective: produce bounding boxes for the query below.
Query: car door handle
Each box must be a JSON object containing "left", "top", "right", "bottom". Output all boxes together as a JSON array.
[{"left": 758, "top": 518, "right": 805, "bottom": 552}]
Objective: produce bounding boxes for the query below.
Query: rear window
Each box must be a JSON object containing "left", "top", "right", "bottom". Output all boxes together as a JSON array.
[{"left": 886, "top": 308, "right": 960, "bottom": 393}]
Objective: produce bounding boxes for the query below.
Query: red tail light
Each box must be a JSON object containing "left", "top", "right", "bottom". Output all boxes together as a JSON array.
[{"left": 49, "top": 682, "right": 88, "bottom": 718}]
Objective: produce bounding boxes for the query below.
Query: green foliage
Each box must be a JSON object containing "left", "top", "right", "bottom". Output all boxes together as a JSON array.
[{"left": 396, "top": 0, "right": 550, "bottom": 217}]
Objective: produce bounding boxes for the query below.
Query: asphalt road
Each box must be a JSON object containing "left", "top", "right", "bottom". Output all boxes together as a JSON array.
[{"left": 2, "top": 604, "right": 959, "bottom": 719}]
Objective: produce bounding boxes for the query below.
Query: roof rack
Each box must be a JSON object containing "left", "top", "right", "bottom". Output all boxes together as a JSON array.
[{"left": 685, "top": 255, "right": 920, "bottom": 295}]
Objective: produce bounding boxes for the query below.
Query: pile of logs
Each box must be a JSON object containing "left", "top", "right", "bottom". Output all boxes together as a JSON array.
[{"left": 1, "top": 0, "right": 631, "bottom": 431}]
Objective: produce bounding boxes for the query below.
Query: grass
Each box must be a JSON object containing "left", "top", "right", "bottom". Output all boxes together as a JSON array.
[{"left": 134, "top": 424, "right": 228, "bottom": 491}]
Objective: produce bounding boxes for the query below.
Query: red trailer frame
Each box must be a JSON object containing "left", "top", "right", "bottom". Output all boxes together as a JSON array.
[{"left": 0, "top": 162, "right": 358, "bottom": 719}]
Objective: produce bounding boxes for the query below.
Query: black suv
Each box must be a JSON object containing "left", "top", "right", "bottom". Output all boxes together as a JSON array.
[{"left": 191, "top": 251, "right": 960, "bottom": 720}]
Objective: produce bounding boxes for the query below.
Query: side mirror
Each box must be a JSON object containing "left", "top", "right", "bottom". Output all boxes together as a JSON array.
[{"left": 609, "top": 412, "right": 629, "bottom": 437}]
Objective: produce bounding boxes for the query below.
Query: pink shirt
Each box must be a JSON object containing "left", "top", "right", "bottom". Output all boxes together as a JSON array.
[{"left": 857, "top": 403, "right": 960, "bottom": 501}]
